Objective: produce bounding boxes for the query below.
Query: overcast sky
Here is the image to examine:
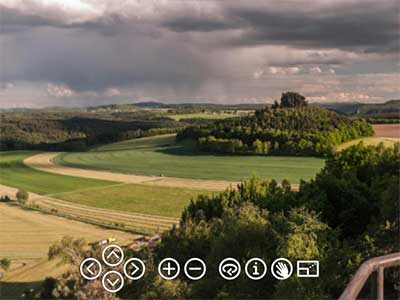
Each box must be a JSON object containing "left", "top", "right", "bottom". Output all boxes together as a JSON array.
[{"left": 0, "top": 0, "right": 399, "bottom": 108}]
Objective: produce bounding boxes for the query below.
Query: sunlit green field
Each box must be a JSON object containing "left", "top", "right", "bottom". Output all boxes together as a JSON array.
[
  {"left": 55, "top": 183, "right": 210, "bottom": 218},
  {"left": 0, "top": 151, "right": 208, "bottom": 217},
  {"left": 0, "top": 151, "right": 114, "bottom": 194},
  {"left": 56, "top": 134, "right": 325, "bottom": 183}
]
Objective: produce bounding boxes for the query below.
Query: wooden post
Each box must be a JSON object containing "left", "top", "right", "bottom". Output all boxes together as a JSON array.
[{"left": 377, "top": 266, "right": 384, "bottom": 300}]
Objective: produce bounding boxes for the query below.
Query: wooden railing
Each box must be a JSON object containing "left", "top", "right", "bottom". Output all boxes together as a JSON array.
[{"left": 339, "top": 252, "right": 400, "bottom": 300}]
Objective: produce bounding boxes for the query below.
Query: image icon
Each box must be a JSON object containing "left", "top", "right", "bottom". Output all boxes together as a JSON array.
[{"left": 297, "top": 260, "right": 319, "bottom": 278}]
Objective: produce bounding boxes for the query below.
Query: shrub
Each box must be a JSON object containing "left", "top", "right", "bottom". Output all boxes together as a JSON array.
[{"left": 16, "top": 189, "right": 29, "bottom": 204}]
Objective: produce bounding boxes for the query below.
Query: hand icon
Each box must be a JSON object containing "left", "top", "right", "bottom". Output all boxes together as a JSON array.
[
  {"left": 271, "top": 258, "right": 293, "bottom": 280},
  {"left": 276, "top": 262, "right": 289, "bottom": 279}
]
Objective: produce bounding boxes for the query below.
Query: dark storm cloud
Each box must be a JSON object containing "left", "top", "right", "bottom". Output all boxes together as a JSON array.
[
  {"left": 3, "top": 25, "right": 216, "bottom": 92},
  {"left": 0, "top": 0, "right": 399, "bottom": 108},
  {"left": 163, "top": 1, "right": 399, "bottom": 54}
]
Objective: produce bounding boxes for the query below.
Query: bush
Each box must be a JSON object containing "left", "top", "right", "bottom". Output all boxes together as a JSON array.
[
  {"left": 0, "top": 258, "right": 10, "bottom": 271},
  {"left": 16, "top": 189, "right": 29, "bottom": 204}
]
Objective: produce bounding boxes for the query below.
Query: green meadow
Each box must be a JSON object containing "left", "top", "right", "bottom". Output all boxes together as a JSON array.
[{"left": 56, "top": 134, "right": 325, "bottom": 183}]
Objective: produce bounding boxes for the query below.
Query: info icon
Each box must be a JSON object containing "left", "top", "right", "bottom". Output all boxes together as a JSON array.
[{"left": 245, "top": 258, "right": 267, "bottom": 280}]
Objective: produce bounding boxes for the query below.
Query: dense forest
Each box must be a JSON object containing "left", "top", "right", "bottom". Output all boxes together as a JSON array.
[
  {"left": 43, "top": 143, "right": 400, "bottom": 299},
  {"left": 178, "top": 93, "right": 373, "bottom": 156},
  {"left": 0, "top": 111, "right": 183, "bottom": 151}
]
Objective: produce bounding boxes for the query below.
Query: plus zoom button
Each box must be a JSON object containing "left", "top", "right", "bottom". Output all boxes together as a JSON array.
[{"left": 158, "top": 258, "right": 180, "bottom": 280}]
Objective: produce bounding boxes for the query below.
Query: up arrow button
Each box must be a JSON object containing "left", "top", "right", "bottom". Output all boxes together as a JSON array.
[{"left": 102, "top": 245, "right": 124, "bottom": 267}]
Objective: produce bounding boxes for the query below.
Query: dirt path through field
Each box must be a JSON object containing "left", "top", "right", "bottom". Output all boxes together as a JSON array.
[
  {"left": 24, "top": 152, "right": 239, "bottom": 191},
  {"left": 0, "top": 183, "right": 179, "bottom": 233}
]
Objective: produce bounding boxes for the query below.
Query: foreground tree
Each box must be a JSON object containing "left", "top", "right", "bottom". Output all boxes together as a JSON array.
[{"left": 129, "top": 143, "right": 399, "bottom": 299}]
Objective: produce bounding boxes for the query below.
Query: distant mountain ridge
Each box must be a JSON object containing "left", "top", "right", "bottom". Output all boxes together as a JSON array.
[
  {"left": 2, "top": 100, "right": 399, "bottom": 116},
  {"left": 316, "top": 99, "right": 400, "bottom": 117}
]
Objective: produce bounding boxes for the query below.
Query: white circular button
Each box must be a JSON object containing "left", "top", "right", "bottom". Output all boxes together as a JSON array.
[
  {"left": 102, "top": 244, "right": 124, "bottom": 267},
  {"left": 80, "top": 258, "right": 102, "bottom": 280},
  {"left": 244, "top": 258, "right": 267, "bottom": 280},
  {"left": 218, "top": 258, "right": 241, "bottom": 280},
  {"left": 123, "top": 258, "right": 146, "bottom": 280},
  {"left": 271, "top": 258, "right": 293, "bottom": 280},
  {"left": 184, "top": 258, "right": 206, "bottom": 281},
  {"left": 158, "top": 258, "right": 180, "bottom": 280},
  {"left": 102, "top": 270, "right": 124, "bottom": 293}
]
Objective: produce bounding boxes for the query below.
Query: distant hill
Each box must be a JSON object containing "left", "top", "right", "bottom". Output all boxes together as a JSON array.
[
  {"left": 314, "top": 102, "right": 363, "bottom": 115},
  {"left": 87, "top": 101, "right": 268, "bottom": 111},
  {"left": 314, "top": 100, "right": 400, "bottom": 118},
  {"left": 178, "top": 106, "right": 373, "bottom": 157}
]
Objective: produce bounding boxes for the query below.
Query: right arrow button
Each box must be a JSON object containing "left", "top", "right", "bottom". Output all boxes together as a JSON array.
[{"left": 123, "top": 258, "right": 146, "bottom": 280}]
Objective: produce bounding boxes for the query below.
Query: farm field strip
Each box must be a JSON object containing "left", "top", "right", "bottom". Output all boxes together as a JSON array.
[
  {"left": 372, "top": 124, "right": 400, "bottom": 138},
  {"left": 1, "top": 183, "right": 179, "bottom": 232},
  {"left": 44, "top": 182, "right": 130, "bottom": 197},
  {"left": 0, "top": 151, "right": 116, "bottom": 195},
  {"left": 2, "top": 191, "right": 178, "bottom": 234},
  {"left": 55, "top": 134, "right": 325, "bottom": 183},
  {"left": 31, "top": 197, "right": 178, "bottom": 229},
  {"left": 0, "top": 202, "right": 136, "bottom": 260},
  {"left": 33, "top": 200, "right": 175, "bottom": 229},
  {"left": 31, "top": 202, "right": 174, "bottom": 232},
  {"left": 31, "top": 193, "right": 179, "bottom": 222},
  {"left": 1, "top": 152, "right": 208, "bottom": 221},
  {"left": 0, "top": 201, "right": 137, "bottom": 288},
  {"left": 26, "top": 152, "right": 234, "bottom": 191}
]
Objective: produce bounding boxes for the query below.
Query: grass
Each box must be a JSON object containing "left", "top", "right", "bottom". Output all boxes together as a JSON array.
[
  {"left": 54, "top": 183, "right": 208, "bottom": 218},
  {"left": 0, "top": 151, "right": 210, "bottom": 218},
  {"left": 57, "top": 134, "right": 325, "bottom": 183},
  {"left": 0, "top": 151, "right": 115, "bottom": 194},
  {"left": 336, "top": 137, "right": 400, "bottom": 151}
]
